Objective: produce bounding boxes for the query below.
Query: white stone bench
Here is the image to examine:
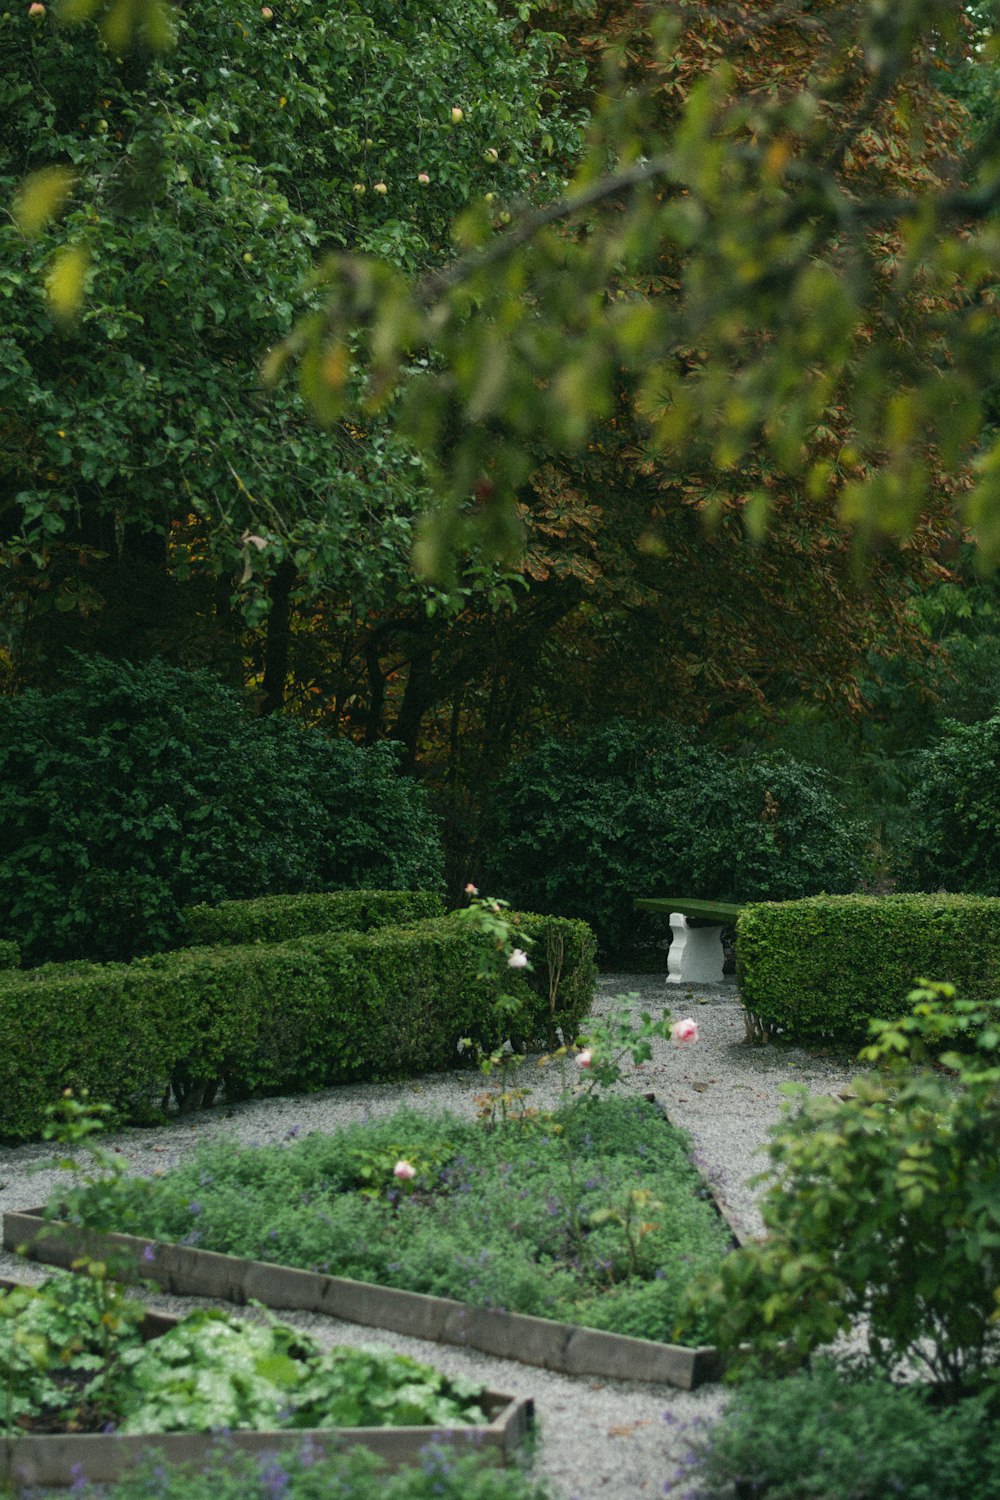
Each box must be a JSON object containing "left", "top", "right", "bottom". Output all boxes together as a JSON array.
[{"left": 633, "top": 897, "right": 743, "bottom": 984}]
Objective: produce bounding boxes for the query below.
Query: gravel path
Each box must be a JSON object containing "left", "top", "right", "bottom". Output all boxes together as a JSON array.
[{"left": 0, "top": 973, "right": 869, "bottom": 1499}]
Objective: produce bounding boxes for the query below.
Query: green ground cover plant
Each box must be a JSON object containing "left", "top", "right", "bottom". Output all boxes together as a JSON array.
[
  {"left": 1, "top": 1270, "right": 489, "bottom": 1438},
  {"left": 63, "top": 1445, "right": 552, "bottom": 1500},
  {"left": 59, "top": 1093, "right": 731, "bottom": 1345}
]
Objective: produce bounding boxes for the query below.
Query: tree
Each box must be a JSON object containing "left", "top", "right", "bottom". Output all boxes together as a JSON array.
[
  {"left": 288, "top": 0, "right": 1000, "bottom": 570},
  {"left": 0, "top": 0, "right": 582, "bottom": 691}
]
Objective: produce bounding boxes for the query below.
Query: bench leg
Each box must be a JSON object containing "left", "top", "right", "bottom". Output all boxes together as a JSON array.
[{"left": 666, "top": 914, "right": 725, "bottom": 984}]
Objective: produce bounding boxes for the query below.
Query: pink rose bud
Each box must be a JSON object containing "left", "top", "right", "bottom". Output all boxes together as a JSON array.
[
  {"left": 507, "top": 948, "right": 529, "bottom": 969},
  {"left": 393, "top": 1160, "right": 416, "bottom": 1180},
  {"left": 671, "top": 1018, "right": 699, "bottom": 1044},
  {"left": 418, "top": 172, "right": 431, "bottom": 185},
  {"left": 29, "top": 2, "right": 47, "bottom": 14},
  {"left": 464, "top": 882, "right": 478, "bottom": 895},
  {"left": 577, "top": 1048, "right": 592, "bottom": 1069}
]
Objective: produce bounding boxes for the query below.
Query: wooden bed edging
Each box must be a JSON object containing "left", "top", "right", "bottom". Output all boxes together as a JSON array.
[
  {"left": 0, "top": 1275, "right": 531, "bottom": 1488},
  {"left": 4, "top": 1210, "right": 722, "bottom": 1390}
]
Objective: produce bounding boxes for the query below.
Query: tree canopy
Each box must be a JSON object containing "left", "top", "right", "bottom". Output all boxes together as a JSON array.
[
  {"left": 0, "top": 0, "right": 581, "bottom": 686},
  {"left": 284, "top": 0, "right": 1000, "bottom": 570}
]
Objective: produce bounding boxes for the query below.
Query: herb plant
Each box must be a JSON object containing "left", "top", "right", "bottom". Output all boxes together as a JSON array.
[
  {"left": 687, "top": 1362, "right": 1000, "bottom": 1500},
  {"left": 65, "top": 1444, "right": 553, "bottom": 1500},
  {"left": 63, "top": 1095, "right": 732, "bottom": 1345},
  {"left": 0, "top": 1274, "right": 489, "bottom": 1438}
]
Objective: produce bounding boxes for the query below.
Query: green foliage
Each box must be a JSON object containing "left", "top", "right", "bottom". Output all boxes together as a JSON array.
[
  {"left": 0, "top": 1272, "right": 488, "bottom": 1437},
  {"left": 0, "top": 656, "right": 444, "bottom": 965},
  {"left": 483, "top": 720, "right": 865, "bottom": 954},
  {"left": 117, "top": 1311, "right": 488, "bottom": 1435},
  {"left": 0, "top": 910, "right": 594, "bottom": 1143},
  {"left": 37, "top": 1087, "right": 134, "bottom": 1236},
  {"left": 69, "top": 1096, "right": 732, "bottom": 1344},
  {"left": 183, "top": 890, "right": 445, "bottom": 947},
  {"left": 901, "top": 715, "right": 1000, "bottom": 893},
  {"left": 0, "top": 941, "right": 18, "bottom": 970},
  {"left": 67, "top": 1445, "right": 553, "bottom": 1500},
  {"left": 684, "top": 983, "right": 1000, "bottom": 1397},
  {"left": 0, "top": 1269, "right": 144, "bottom": 1432},
  {"left": 737, "top": 893, "right": 1000, "bottom": 1043},
  {"left": 283, "top": 1, "right": 1000, "bottom": 571},
  {"left": 689, "top": 1362, "right": 1000, "bottom": 1500},
  {"left": 1, "top": 0, "right": 583, "bottom": 641}
]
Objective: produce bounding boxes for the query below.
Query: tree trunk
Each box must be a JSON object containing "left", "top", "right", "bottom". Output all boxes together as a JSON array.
[{"left": 258, "top": 560, "right": 297, "bottom": 715}]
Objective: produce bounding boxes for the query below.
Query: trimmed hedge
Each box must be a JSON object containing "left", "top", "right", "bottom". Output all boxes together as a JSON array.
[
  {"left": 737, "top": 894, "right": 1000, "bottom": 1043},
  {"left": 0, "top": 912, "right": 596, "bottom": 1144},
  {"left": 183, "top": 890, "right": 446, "bottom": 946},
  {"left": 0, "top": 940, "right": 18, "bottom": 970}
]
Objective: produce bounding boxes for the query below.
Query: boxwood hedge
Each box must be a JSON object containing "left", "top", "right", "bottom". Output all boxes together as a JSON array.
[
  {"left": 183, "top": 890, "right": 445, "bottom": 946},
  {"left": 737, "top": 893, "right": 1000, "bottom": 1043},
  {"left": 0, "top": 911, "right": 595, "bottom": 1143}
]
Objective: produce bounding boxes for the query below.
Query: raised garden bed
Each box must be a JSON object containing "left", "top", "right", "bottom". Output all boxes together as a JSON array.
[
  {"left": 0, "top": 1275, "right": 530, "bottom": 1489},
  {"left": 4, "top": 1095, "right": 735, "bottom": 1390}
]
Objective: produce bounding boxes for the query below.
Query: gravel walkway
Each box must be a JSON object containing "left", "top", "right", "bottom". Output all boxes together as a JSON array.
[{"left": 0, "top": 973, "right": 870, "bottom": 1499}]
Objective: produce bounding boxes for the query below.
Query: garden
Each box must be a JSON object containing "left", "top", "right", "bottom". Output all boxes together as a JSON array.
[{"left": 5, "top": 0, "right": 1000, "bottom": 1497}]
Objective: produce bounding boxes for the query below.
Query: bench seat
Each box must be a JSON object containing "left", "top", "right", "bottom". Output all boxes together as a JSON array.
[{"left": 634, "top": 897, "right": 742, "bottom": 984}]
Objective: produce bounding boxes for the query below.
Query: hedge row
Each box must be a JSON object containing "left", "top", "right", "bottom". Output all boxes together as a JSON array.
[
  {"left": 737, "top": 894, "right": 1000, "bottom": 1043},
  {"left": 183, "top": 889, "right": 445, "bottom": 946},
  {"left": 0, "top": 912, "right": 596, "bottom": 1143},
  {"left": 0, "top": 940, "right": 18, "bottom": 970}
]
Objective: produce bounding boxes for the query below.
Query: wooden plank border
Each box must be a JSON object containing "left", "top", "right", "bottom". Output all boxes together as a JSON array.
[{"left": 4, "top": 1210, "right": 721, "bottom": 1389}]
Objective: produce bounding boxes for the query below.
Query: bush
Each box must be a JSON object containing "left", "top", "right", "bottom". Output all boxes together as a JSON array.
[
  {"left": 0, "top": 912, "right": 595, "bottom": 1143},
  {"left": 901, "top": 715, "right": 1000, "bottom": 893},
  {"left": 69, "top": 1445, "right": 553, "bottom": 1500},
  {"left": 689, "top": 1363, "right": 1000, "bottom": 1500},
  {"left": 0, "top": 657, "right": 444, "bottom": 966},
  {"left": 737, "top": 893, "right": 1000, "bottom": 1042},
  {"left": 184, "top": 890, "right": 445, "bottom": 946},
  {"left": 482, "top": 720, "right": 864, "bottom": 955},
  {"left": 0, "top": 940, "right": 18, "bottom": 970},
  {"left": 684, "top": 984, "right": 1000, "bottom": 1398}
]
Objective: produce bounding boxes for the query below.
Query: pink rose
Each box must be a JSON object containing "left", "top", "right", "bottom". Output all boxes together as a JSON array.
[
  {"left": 671, "top": 1018, "right": 699, "bottom": 1044},
  {"left": 577, "top": 1048, "right": 592, "bottom": 1069},
  {"left": 464, "top": 882, "right": 478, "bottom": 895},
  {"left": 393, "top": 1160, "right": 416, "bottom": 1181}
]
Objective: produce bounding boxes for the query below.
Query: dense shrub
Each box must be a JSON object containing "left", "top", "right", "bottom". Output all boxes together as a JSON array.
[
  {"left": 685, "top": 985, "right": 1000, "bottom": 1398},
  {"left": 689, "top": 1363, "right": 1000, "bottom": 1500},
  {"left": 0, "top": 657, "right": 444, "bottom": 965},
  {"left": 482, "top": 720, "right": 865, "bottom": 954},
  {"left": 0, "top": 940, "right": 18, "bottom": 970},
  {"left": 0, "top": 911, "right": 595, "bottom": 1143},
  {"left": 737, "top": 893, "right": 1000, "bottom": 1042},
  {"left": 901, "top": 715, "right": 1000, "bottom": 893},
  {"left": 184, "top": 890, "right": 445, "bottom": 946}
]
